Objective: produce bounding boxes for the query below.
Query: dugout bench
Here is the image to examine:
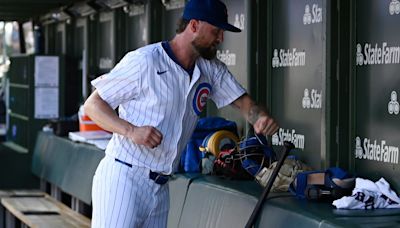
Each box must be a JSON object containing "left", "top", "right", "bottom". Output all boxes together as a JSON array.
[
  {"left": 0, "top": 132, "right": 99, "bottom": 228},
  {"left": 2, "top": 132, "right": 400, "bottom": 228}
]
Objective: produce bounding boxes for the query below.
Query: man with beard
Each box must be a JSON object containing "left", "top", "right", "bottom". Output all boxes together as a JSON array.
[{"left": 84, "top": 0, "right": 279, "bottom": 227}]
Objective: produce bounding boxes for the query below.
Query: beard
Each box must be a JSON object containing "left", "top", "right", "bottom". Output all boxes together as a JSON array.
[{"left": 192, "top": 39, "right": 217, "bottom": 60}]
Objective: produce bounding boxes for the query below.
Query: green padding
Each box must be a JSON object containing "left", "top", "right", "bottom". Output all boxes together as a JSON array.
[
  {"left": 258, "top": 196, "right": 343, "bottom": 228},
  {"left": 334, "top": 214, "right": 400, "bottom": 227},
  {"left": 31, "top": 132, "right": 52, "bottom": 177},
  {"left": 178, "top": 176, "right": 261, "bottom": 228},
  {"left": 31, "top": 132, "right": 104, "bottom": 204},
  {"left": 258, "top": 189, "right": 400, "bottom": 228},
  {"left": 40, "top": 134, "right": 73, "bottom": 187},
  {"left": 168, "top": 173, "right": 202, "bottom": 228},
  {"left": 61, "top": 141, "right": 104, "bottom": 204},
  {"left": 192, "top": 176, "right": 263, "bottom": 197},
  {"left": 258, "top": 192, "right": 400, "bottom": 227},
  {"left": 176, "top": 175, "right": 400, "bottom": 228}
]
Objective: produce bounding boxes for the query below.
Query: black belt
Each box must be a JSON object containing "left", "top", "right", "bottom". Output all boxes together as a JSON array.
[{"left": 114, "top": 158, "right": 170, "bottom": 185}]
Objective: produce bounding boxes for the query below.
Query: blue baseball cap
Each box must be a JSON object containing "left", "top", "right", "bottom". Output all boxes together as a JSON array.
[{"left": 183, "top": 0, "right": 241, "bottom": 33}]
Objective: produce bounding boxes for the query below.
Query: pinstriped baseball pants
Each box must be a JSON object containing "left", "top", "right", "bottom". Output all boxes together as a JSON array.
[{"left": 91, "top": 155, "right": 169, "bottom": 228}]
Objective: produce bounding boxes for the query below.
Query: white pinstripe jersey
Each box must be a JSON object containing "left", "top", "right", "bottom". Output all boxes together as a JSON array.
[{"left": 91, "top": 42, "right": 246, "bottom": 174}]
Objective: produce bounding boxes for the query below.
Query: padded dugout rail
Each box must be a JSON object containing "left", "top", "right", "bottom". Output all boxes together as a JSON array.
[
  {"left": 170, "top": 175, "right": 400, "bottom": 228},
  {"left": 168, "top": 174, "right": 202, "bottom": 228},
  {"left": 178, "top": 176, "right": 262, "bottom": 228},
  {"left": 31, "top": 132, "right": 104, "bottom": 204}
]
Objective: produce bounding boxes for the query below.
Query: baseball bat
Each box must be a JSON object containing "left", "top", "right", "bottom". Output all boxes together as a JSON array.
[{"left": 245, "top": 141, "right": 295, "bottom": 228}]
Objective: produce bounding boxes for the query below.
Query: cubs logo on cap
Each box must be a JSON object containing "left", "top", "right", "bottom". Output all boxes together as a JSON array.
[{"left": 193, "top": 83, "right": 212, "bottom": 115}]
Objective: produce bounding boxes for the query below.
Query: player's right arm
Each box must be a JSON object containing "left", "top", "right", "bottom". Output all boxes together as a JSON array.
[{"left": 84, "top": 90, "right": 162, "bottom": 148}]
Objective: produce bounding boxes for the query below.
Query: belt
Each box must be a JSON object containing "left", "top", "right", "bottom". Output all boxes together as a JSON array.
[{"left": 114, "top": 158, "right": 170, "bottom": 185}]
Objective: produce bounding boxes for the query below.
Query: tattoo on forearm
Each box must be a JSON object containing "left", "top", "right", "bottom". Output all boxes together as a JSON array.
[{"left": 248, "top": 105, "right": 267, "bottom": 124}]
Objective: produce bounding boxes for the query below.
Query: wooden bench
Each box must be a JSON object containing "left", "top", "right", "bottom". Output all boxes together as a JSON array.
[
  {"left": 0, "top": 190, "right": 47, "bottom": 228},
  {"left": 1, "top": 132, "right": 103, "bottom": 227},
  {"left": 1, "top": 193, "right": 90, "bottom": 228}
]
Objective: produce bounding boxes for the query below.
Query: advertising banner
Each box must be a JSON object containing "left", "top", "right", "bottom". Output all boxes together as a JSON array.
[
  {"left": 354, "top": 0, "right": 400, "bottom": 187},
  {"left": 270, "top": 0, "right": 326, "bottom": 169}
]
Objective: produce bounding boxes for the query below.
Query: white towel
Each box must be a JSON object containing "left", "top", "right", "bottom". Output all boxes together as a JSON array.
[{"left": 332, "top": 177, "right": 400, "bottom": 209}]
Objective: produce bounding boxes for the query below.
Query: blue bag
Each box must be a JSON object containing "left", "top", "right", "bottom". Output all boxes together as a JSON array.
[
  {"left": 179, "top": 117, "right": 238, "bottom": 173},
  {"left": 289, "top": 167, "right": 355, "bottom": 200}
]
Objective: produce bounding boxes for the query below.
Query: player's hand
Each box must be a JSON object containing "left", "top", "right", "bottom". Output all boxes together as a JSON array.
[
  {"left": 129, "top": 126, "right": 163, "bottom": 149},
  {"left": 253, "top": 115, "right": 279, "bottom": 136}
]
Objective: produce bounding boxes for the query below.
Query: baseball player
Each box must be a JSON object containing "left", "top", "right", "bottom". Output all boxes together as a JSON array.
[{"left": 84, "top": 0, "right": 279, "bottom": 227}]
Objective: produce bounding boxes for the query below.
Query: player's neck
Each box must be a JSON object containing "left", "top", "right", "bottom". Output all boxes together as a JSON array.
[{"left": 169, "top": 36, "right": 198, "bottom": 71}]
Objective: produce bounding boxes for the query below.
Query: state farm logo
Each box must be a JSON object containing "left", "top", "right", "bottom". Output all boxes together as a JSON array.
[
  {"left": 303, "top": 4, "right": 322, "bottom": 25},
  {"left": 233, "top": 13, "right": 245, "bottom": 30},
  {"left": 302, "top": 88, "right": 322, "bottom": 109},
  {"left": 356, "top": 44, "right": 363, "bottom": 66},
  {"left": 217, "top": 50, "right": 236, "bottom": 66},
  {"left": 355, "top": 137, "right": 363, "bottom": 159},
  {"left": 272, "top": 48, "right": 306, "bottom": 68},
  {"left": 389, "top": 0, "right": 400, "bottom": 15},
  {"left": 355, "top": 136, "right": 399, "bottom": 164},
  {"left": 356, "top": 42, "right": 400, "bottom": 66},
  {"left": 388, "top": 91, "right": 399, "bottom": 115},
  {"left": 272, "top": 128, "right": 305, "bottom": 150},
  {"left": 99, "top": 57, "right": 113, "bottom": 69},
  {"left": 162, "top": 0, "right": 185, "bottom": 10}
]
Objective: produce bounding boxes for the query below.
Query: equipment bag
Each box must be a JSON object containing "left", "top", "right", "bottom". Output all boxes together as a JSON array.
[
  {"left": 179, "top": 117, "right": 238, "bottom": 173},
  {"left": 289, "top": 167, "right": 355, "bottom": 201}
]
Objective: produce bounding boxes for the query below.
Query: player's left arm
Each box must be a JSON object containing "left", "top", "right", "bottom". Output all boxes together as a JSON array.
[{"left": 231, "top": 94, "right": 279, "bottom": 136}]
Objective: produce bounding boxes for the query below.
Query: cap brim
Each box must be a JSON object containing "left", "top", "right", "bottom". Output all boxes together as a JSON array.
[{"left": 215, "top": 22, "right": 241, "bottom": 33}]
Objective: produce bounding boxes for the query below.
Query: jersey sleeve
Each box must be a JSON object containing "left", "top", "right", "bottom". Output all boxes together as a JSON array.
[
  {"left": 91, "top": 52, "right": 143, "bottom": 109},
  {"left": 209, "top": 59, "right": 247, "bottom": 109}
]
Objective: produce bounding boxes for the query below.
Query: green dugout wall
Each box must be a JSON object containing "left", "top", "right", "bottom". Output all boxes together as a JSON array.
[
  {"left": 72, "top": 16, "right": 89, "bottom": 101},
  {"left": 206, "top": 0, "right": 256, "bottom": 135},
  {"left": 267, "top": 0, "right": 334, "bottom": 169},
  {"left": 123, "top": 1, "right": 152, "bottom": 52},
  {"left": 353, "top": 0, "right": 400, "bottom": 189},
  {"left": 41, "top": 12, "right": 81, "bottom": 116},
  {"left": 159, "top": 0, "right": 186, "bottom": 41},
  {"left": 42, "top": 23, "right": 56, "bottom": 55},
  {"left": 54, "top": 17, "right": 81, "bottom": 115},
  {"left": 94, "top": 10, "right": 117, "bottom": 76}
]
